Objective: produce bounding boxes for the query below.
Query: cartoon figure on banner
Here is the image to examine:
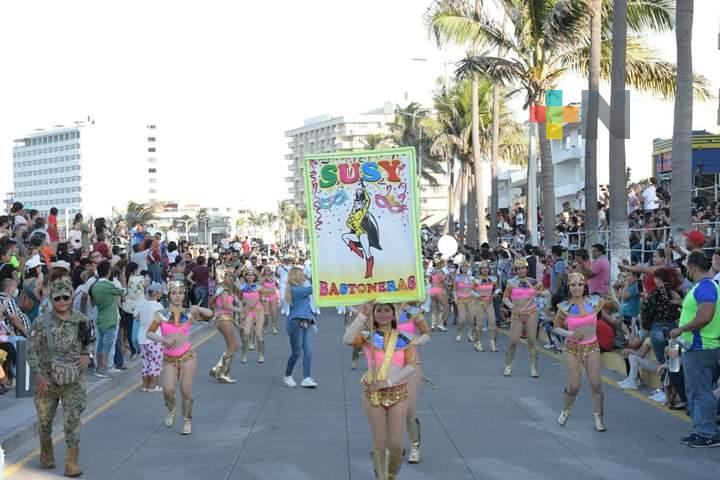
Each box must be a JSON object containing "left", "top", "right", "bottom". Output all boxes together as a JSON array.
[{"left": 341, "top": 180, "right": 382, "bottom": 279}]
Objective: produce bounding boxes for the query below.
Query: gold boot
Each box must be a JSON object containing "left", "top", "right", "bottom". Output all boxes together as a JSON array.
[
  {"left": 529, "top": 347, "right": 539, "bottom": 378},
  {"left": 351, "top": 347, "right": 361, "bottom": 370},
  {"left": 490, "top": 334, "right": 498, "bottom": 352},
  {"left": 241, "top": 332, "right": 249, "bottom": 363},
  {"left": 593, "top": 393, "right": 606, "bottom": 432},
  {"left": 504, "top": 344, "right": 516, "bottom": 376},
  {"left": 257, "top": 339, "right": 265, "bottom": 364},
  {"left": 371, "top": 449, "right": 387, "bottom": 480},
  {"left": 164, "top": 396, "right": 176, "bottom": 428},
  {"left": 64, "top": 446, "right": 82, "bottom": 477},
  {"left": 407, "top": 417, "right": 421, "bottom": 464},
  {"left": 272, "top": 315, "right": 279, "bottom": 335},
  {"left": 181, "top": 399, "right": 193, "bottom": 435},
  {"left": 39, "top": 435, "right": 56, "bottom": 469},
  {"left": 209, "top": 352, "right": 224, "bottom": 380},
  {"left": 218, "top": 353, "right": 237, "bottom": 384},
  {"left": 249, "top": 330, "right": 256, "bottom": 351},
  {"left": 387, "top": 448, "right": 404, "bottom": 480},
  {"left": 558, "top": 390, "right": 576, "bottom": 426}
]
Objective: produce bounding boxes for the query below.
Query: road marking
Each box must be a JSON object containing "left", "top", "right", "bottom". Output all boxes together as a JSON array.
[
  {"left": 497, "top": 328, "right": 691, "bottom": 424},
  {"left": 4, "top": 328, "right": 218, "bottom": 478}
]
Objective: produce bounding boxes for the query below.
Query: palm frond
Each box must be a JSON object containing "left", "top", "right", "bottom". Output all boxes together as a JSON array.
[
  {"left": 428, "top": 6, "right": 514, "bottom": 52},
  {"left": 455, "top": 54, "right": 526, "bottom": 88},
  {"left": 560, "top": 36, "right": 713, "bottom": 101},
  {"left": 601, "top": 0, "right": 674, "bottom": 34},
  {"left": 542, "top": 0, "right": 591, "bottom": 51}
]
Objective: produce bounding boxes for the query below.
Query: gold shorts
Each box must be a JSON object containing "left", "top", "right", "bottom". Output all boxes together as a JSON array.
[
  {"left": 216, "top": 314, "right": 234, "bottom": 323},
  {"left": 564, "top": 341, "right": 600, "bottom": 362},
  {"left": 163, "top": 349, "right": 196, "bottom": 368},
  {"left": 361, "top": 374, "right": 408, "bottom": 409}
]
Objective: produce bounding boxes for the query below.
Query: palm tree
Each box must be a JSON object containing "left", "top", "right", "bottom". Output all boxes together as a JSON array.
[
  {"left": 389, "top": 103, "right": 446, "bottom": 185},
  {"left": 670, "top": 0, "right": 693, "bottom": 237},
  {"left": 584, "top": 0, "right": 602, "bottom": 245},
  {"left": 428, "top": 76, "right": 525, "bottom": 241},
  {"left": 120, "top": 201, "right": 154, "bottom": 228},
  {"left": 608, "top": 0, "right": 630, "bottom": 277},
  {"left": 431, "top": 0, "right": 709, "bottom": 245},
  {"left": 363, "top": 133, "right": 390, "bottom": 150},
  {"left": 179, "top": 214, "right": 195, "bottom": 241}
]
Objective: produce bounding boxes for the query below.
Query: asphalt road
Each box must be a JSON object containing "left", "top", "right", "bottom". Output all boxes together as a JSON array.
[{"left": 4, "top": 310, "right": 718, "bottom": 480}]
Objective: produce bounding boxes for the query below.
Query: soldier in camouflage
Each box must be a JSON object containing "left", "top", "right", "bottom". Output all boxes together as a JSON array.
[{"left": 27, "top": 276, "right": 94, "bottom": 478}]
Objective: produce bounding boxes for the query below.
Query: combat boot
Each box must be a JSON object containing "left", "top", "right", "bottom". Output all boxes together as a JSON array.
[
  {"left": 39, "top": 435, "right": 56, "bottom": 469},
  {"left": 64, "top": 446, "right": 82, "bottom": 477}
]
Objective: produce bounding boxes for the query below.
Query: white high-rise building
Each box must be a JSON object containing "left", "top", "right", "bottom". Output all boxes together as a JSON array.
[
  {"left": 285, "top": 106, "right": 395, "bottom": 209},
  {"left": 12, "top": 119, "right": 147, "bottom": 218},
  {"left": 146, "top": 124, "right": 159, "bottom": 202}
]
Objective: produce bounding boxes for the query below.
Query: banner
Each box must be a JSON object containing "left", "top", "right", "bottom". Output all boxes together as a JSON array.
[{"left": 304, "top": 147, "right": 425, "bottom": 307}]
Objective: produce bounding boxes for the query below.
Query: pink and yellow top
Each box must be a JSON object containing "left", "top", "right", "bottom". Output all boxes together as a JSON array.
[
  {"left": 157, "top": 309, "right": 193, "bottom": 357},
  {"left": 555, "top": 296, "right": 603, "bottom": 345}
]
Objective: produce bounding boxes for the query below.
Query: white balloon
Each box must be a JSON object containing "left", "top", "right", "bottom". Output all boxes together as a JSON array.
[
  {"left": 453, "top": 253, "right": 465, "bottom": 265},
  {"left": 437, "top": 235, "right": 458, "bottom": 257}
]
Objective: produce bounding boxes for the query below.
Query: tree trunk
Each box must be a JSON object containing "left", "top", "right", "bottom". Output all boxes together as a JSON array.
[
  {"left": 670, "top": 0, "right": 693, "bottom": 237},
  {"left": 584, "top": 0, "right": 602, "bottom": 246},
  {"left": 467, "top": 170, "right": 478, "bottom": 248},
  {"left": 538, "top": 125, "right": 556, "bottom": 247},
  {"left": 526, "top": 123, "right": 537, "bottom": 244},
  {"left": 471, "top": 76, "right": 488, "bottom": 245},
  {"left": 446, "top": 157, "right": 456, "bottom": 235},
  {"left": 458, "top": 163, "right": 468, "bottom": 247},
  {"left": 489, "top": 82, "right": 501, "bottom": 246},
  {"left": 609, "top": 0, "right": 630, "bottom": 280}
]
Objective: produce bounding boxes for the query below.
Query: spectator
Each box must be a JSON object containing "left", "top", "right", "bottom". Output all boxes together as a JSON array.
[
  {"left": 187, "top": 256, "right": 210, "bottom": 307},
  {"left": 641, "top": 267, "right": 681, "bottom": 365},
  {"left": 47, "top": 207, "right": 60, "bottom": 245},
  {"left": 0, "top": 243, "right": 18, "bottom": 282},
  {"left": 627, "top": 184, "right": 640, "bottom": 215},
  {"left": 578, "top": 244, "right": 610, "bottom": 297},
  {"left": 21, "top": 255, "right": 45, "bottom": 323},
  {"left": 93, "top": 233, "right": 111, "bottom": 260},
  {"left": 618, "top": 335, "right": 657, "bottom": 390},
  {"left": 670, "top": 252, "right": 720, "bottom": 448},
  {"left": 0, "top": 216, "right": 11, "bottom": 240},
  {"left": 91, "top": 260, "right": 126, "bottom": 377},
  {"left": 137, "top": 282, "right": 164, "bottom": 393},
  {"left": 68, "top": 214, "right": 83, "bottom": 252},
  {"left": 620, "top": 271, "right": 641, "bottom": 323},
  {"left": 120, "top": 262, "right": 144, "bottom": 361},
  {"left": 642, "top": 178, "right": 660, "bottom": 212},
  {"left": 0, "top": 277, "right": 29, "bottom": 338},
  {"left": 549, "top": 246, "right": 567, "bottom": 308}
]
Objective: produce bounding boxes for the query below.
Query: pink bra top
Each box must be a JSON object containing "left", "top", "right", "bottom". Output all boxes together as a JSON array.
[
  {"left": 456, "top": 276, "right": 474, "bottom": 297},
  {"left": 431, "top": 272, "right": 444, "bottom": 284},
  {"left": 243, "top": 291, "right": 260, "bottom": 301},
  {"left": 565, "top": 313, "right": 598, "bottom": 345},
  {"left": 159, "top": 312, "right": 192, "bottom": 356},
  {"left": 262, "top": 281, "right": 276, "bottom": 290},
  {"left": 363, "top": 345, "right": 406, "bottom": 369},
  {"left": 475, "top": 283, "right": 494, "bottom": 293},
  {"left": 214, "top": 292, "right": 235, "bottom": 315},
  {"left": 511, "top": 287, "right": 536, "bottom": 301}
]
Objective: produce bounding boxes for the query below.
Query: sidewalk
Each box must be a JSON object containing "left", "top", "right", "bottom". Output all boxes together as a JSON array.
[{"left": 0, "top": 321, "right": 214, "bottom": 455}]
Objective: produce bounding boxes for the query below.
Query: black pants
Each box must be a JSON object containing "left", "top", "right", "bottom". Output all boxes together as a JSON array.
[
  {"left": 120, "top": 310, "right": 138, "bottom": 356},
  {"left": 0, "top": 342, "right": 17, "bottom": 381}
]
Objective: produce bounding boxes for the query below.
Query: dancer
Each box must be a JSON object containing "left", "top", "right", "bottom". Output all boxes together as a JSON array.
[
  {"left": 344, "top": 301, "right": 417, "bottom": 479},
  {"left": 342, "top": 180, "right": 382, "bottom": 278},
  {"left": 454, "top": 262, "right": 474, "bottom": 342},
  {"left": 260, "top": 266, "right": 280, "bottom": 335},
  {"left": 502, "top": 258, "right": 544, "bottom": 377},
  {"left": 552, "top": 273, "right": 607, "bottom": 431},
  {"left": 398, "top": 303, "right": 431, "bottom": 465},
  {"left": 239, "top": 269, "right": 266, "bottom": 364},
  {"left": 209, "top": 272, "right": 242, "bottom": 383},
  {"left": 428, "top": 259, "right": 449, "bottom": 332},
  {"left": 145, "top": 281, "right": 213, "bottom": 435},
  {"left": 472, "top": 261, "right": 498, "bottom": 352}
]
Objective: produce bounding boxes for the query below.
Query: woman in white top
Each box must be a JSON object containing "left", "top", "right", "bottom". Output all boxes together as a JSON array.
[
  {"left": 138, "top": 283, "right": 165, "bottom": 392},
  {"left": 121, "top": 262, "right": 147, "bottom": 360}
]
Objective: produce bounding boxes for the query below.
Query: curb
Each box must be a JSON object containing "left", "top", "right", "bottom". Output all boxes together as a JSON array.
[{"left": 0, "top": 321, "right": 216, "bottom": 455}]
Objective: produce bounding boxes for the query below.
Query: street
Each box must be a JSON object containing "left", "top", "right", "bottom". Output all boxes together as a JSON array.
[{"left": 5, "top": 309, "right": 718, "bottom": 480}]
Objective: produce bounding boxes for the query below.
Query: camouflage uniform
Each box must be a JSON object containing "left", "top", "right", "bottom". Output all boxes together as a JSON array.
[{"left": 27, "top": 279, "right": 94, "bottom": 449}]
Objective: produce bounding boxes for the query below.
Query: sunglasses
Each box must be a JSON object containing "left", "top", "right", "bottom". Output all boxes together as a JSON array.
[{"left": 52, "top": 295, "right": 71, "bottom": 302}]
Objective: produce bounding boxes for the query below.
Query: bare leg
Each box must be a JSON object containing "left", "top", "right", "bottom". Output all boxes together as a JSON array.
[
  {"left": 162, "top": 364, "right": 179, "bottom": 428},
  {"left": 179, "top": 357, "right": 197, "bottom": 435},
  {"left": 558, "top": 350, "right": 582, "bottom": 425},
  {"left": 430, "top": 297, "right": 439, "bottom": 330},
  {"left": 438, "top": 293, "right": 450, "bottom": 330},
  {"left": 583, "top": 350, "right": 606, "bottom": 431},
  {"left": 406, "top": 368, "right": 422, "bottom": 464},
  {"left": 363, "top": 396, "right": 388, "bottom": 451},
  {"left": 255, "top": 310, "right": 266, "bottom": 363},
  {"left": 525, "top": 312, "right": 539, "bottom": 377},
  {"left": 269, "top": 301, "right": 279, "bottom": 334},
  {"left": 456, "top": 301, "right": 468, "bottom": 341},
  {"left": 505, "top": 318, "right": 524, "bottom": 375}
]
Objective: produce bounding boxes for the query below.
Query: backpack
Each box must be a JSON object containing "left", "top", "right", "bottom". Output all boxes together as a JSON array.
[{"left": 18, "top": 282, "right": 37, "bottom": 313}]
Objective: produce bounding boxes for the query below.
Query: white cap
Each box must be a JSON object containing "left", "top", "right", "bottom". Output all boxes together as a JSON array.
[{"left": 25, "top": 254, "right": 43, "bottom": 270}]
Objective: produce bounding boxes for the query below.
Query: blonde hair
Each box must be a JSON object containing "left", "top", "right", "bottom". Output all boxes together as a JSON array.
[{"left": 284, "top": 267, "right": 306, "bottom": 306}]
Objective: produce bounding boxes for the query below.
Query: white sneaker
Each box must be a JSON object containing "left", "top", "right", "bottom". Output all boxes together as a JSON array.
[
  {"left": 108, "top": 367, "right": 122, "bottom": 374},
  {"left": 650, "top": 391, "right": 667, "bottom": 403},
  {"left": 618, "top": 378, "right": 638, "bottom": 390},
  {"left": 283, "top": 376, "right": 297, "bottom": 388},
  {"left": 301, "top": 377, "right": 318, "bottom": 388}
]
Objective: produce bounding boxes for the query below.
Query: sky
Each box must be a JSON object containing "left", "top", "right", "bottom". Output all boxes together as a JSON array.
[{"left": 0, "top": 0, "right": 718, "bottom": 212}]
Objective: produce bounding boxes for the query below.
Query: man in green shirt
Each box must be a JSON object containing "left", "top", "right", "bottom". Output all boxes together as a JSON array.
[
  {"left": 90, "top": 260, "right": 126, "bottom": 377},
  {"left": 670, "top": 252, "right": 720, "bottom": 448}
]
